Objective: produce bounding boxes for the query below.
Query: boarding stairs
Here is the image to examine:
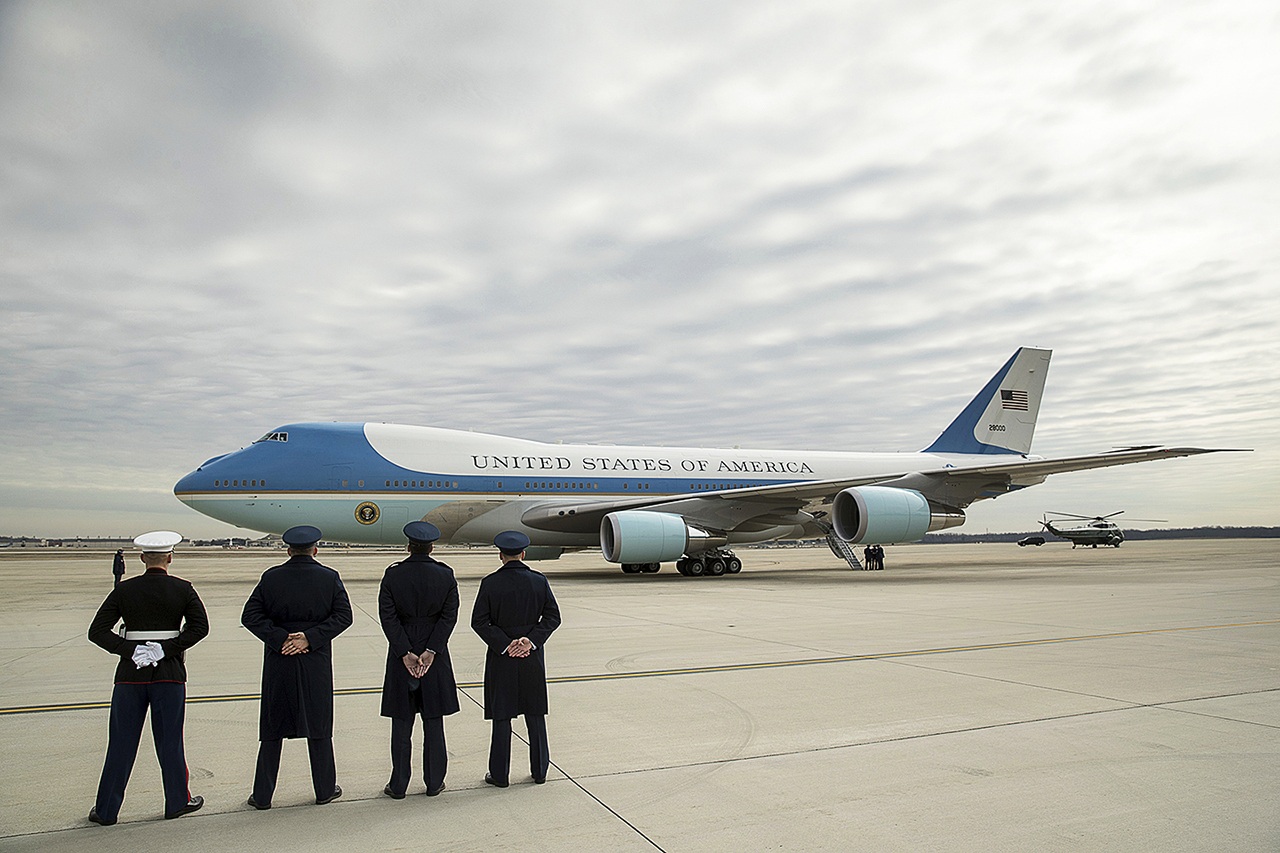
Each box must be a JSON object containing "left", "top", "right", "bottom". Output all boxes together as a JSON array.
[{"left": 820, "top": 525, "right": 864, "bottom": 570}]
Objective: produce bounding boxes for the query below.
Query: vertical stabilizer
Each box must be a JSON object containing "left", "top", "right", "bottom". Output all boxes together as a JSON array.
[{"left": 924, "top": 347, "right": 1051, "bottom": 455}]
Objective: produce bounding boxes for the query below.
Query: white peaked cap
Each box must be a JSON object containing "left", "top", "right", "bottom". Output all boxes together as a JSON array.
[{"left": 133, "top": 530, "right": 183, "bottom": 552}]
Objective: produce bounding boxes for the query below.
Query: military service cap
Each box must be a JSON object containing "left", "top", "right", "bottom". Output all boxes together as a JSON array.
[
  {"left": 403, "top": 521, "right": 441, "bottom": 543},
  {"left": 282, "top": 525, "right": 323, "bottom": 547},
  {"left": 133, "top": 530, "right": 182, "bottom": 553},
  {"left": 494, "top": 530, "right": 531, "bottom": 555}
]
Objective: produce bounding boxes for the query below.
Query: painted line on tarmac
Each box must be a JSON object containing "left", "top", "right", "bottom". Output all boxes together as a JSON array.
[
  {"left": 548, "top": 618, "right": 1280, "bottom": 684},
  {"left": 4, "top": 618, "right": 1277, "bottom": 717}
]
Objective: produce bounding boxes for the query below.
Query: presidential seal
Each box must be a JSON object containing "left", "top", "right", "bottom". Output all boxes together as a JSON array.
[{"left": 355, "top": 501, "right": 381, "bottom": 525}]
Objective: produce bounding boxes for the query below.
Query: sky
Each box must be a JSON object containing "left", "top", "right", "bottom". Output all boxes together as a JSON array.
[{"left": 2, "top": 0, "right": 1278, "bottom": 540}]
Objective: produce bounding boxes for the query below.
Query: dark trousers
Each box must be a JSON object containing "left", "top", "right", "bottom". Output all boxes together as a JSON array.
[
  {"left": 488, "top": 714, "right": 549, "bottom": 784},
  {"left": 94, "top": 682, "right": 190, "bottom": 820},
  {"left": 253, "top": 737, "right": 336, "bottom": 805},
  {"left": 389, "top": 713, "right": 447, "bottom": 794}
]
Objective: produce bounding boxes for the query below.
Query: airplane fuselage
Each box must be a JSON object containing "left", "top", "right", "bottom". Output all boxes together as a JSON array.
[{"left": 174, "top": 422, "right": 987, "bottom": 546}]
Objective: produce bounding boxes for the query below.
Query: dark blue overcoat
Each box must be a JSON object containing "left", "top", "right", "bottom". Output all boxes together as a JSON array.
[
  {"left": 471, "top": 560, "right": 561, "bottom": 719},
  {"left": 378, "top": 554, "right": 461, "bottom": 720},
  {"left": 241, "top": 555, "right": 352, "bottom": 740}
]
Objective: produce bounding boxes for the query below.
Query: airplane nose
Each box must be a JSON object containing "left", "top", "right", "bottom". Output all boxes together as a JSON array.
[
  {"left": 174, "top": 468, "right": 204, "bottom": 495},
  {"left": 174, "top": 453, "right": 233, "bottom": 495}
]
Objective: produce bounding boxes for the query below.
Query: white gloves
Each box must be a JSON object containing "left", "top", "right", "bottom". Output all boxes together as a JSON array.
[{"left": 131, "top": 641, "right": 165, "bottom": 668}]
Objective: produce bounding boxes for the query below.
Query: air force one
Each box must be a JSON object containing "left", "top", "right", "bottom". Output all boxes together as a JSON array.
[{"left": 174, "top": 348, "right": 1233, "bottom": 576}]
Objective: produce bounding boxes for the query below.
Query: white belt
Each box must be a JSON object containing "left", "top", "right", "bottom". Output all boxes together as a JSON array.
[{"left": 124, "top": 630, "right": 179, "bottom": 641}]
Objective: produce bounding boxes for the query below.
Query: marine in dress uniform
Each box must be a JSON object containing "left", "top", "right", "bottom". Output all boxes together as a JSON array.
[
  {"left": 471, "top": 531, "right": 562, "bottom": 787},
  {"left": 241, "top": 525, "right": 352, "bottom": 808},
  {"left": 87, "top": 531, "right": 208, "bottom": 826},
  {"left": 378, "top": 521, "right": 460, "bottom": 798}
]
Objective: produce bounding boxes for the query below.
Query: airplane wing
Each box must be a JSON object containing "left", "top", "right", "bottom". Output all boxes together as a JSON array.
[{"left": 520, "top": 446, "right": 1241, "bottom": 536}]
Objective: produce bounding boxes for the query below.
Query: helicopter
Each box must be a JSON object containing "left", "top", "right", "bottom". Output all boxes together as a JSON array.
[{"left": 1040, "top": 511, "right": 1165, "bottom": 548}]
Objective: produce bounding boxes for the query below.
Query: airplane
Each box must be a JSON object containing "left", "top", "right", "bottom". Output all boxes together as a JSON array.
[
  {"left": 173, "top": 347, "right": 1236, "bottom": 577},
  {"left": 1040, "top": 511, "right": 1162, "bottom": 548}
]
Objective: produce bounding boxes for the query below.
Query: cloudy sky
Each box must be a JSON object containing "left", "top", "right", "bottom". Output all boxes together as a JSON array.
[{"left": 2, "top": 0, "right": 1277, "bottom": 540}]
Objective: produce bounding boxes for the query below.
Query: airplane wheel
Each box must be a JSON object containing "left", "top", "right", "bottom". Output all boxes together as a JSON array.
[
  {"left": 676, "top": 559, "right": 689, "bottom": 576},
  {"left": 685, "top": 558, "right": 705, "bottom": 576},
  {"left": 643, "top": 562, "right": 661, "bottom": 573},
  {"left": 707, "top": 558, "right": 726, "bottom": 576},
  {"left": 621, "top": 563, "right": 640, "bottom": 574},
  {"left": 726, "top": 557, "right": 742, "bottom": 573}
]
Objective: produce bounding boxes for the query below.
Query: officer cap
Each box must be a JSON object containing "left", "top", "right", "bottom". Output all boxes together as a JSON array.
[
  {"left": 282, "top": 525, "right": 323, "bottom": 547},
  {"left": 494, "top": 530, "right": 531, "bottom": 555},
  {"left": 403, "top": 521, "right": 441, "bottom": 544},
  {"left": 133, "top": 530, "right": 182, "bottom": 553}
]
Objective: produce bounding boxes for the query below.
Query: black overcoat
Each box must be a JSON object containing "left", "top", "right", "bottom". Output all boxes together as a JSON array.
[
  {"left": 378, "top": 554, "right": 461, "bottom": 720},
  {"left": 88, "top": 568, "right": 209, "bottom": 684},
  {"left": 241, "top": 555, "right": 352, "bottom": 740},
  {"left": 470, "top": 560, "right": 561, "bottom": 719}
]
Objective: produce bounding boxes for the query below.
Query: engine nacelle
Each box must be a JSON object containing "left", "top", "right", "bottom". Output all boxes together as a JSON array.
[
  {"left": 600, "top": 511, "right": 722, "bottom": 563},
  {"left": 832, "top": 486, "right": 939, "bottom": 544}
]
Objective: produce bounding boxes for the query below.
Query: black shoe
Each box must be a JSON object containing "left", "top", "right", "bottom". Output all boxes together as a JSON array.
[
  {"left": 317, "top": 785, "right": 342, "bottom": 805},
  {"left": 88, "top": 808, "right": 117, "bottom": 826},
  {"left": 383, "top": 784, "right": 405, "bottom": 800},
  {"left": 247, "top": 795, "right": 271, "bottom": 810},
  {"left": 484, "top": 773, "right": 508, "bottom": 788},
  {"left": 426, "top": 782, "right": 445, "bottom": 797},
  {"left": 533, "top": 776, "right": 546, "bottom": 785},
  {"left": 165, "top": 795, "right": 204, "bottom": 819}
]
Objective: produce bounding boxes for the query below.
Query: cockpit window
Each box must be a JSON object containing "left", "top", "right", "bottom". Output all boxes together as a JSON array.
[{"left": 254, "top": 432, "right": 289, "bottom": 443}]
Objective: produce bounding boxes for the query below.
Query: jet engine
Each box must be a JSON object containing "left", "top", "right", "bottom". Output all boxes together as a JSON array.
[
  {"left": 832, "top": 486, "right": 961, "bottom": 543},
  {"left": 600, "top": 511, "right": 725, "bottom": 563}
]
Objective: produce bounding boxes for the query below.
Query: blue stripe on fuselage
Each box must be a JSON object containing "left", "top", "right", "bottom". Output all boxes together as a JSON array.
[
  {"left": 175, "top": 423, "right": 386, "bottom": 493},
  {"left": 173, "top": 422, "right": 803, "bottom": 497}
]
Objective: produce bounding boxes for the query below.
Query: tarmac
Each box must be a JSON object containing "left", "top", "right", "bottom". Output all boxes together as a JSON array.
[{"left": 0, "top": 539, "right": 1277, "bottom": 852}]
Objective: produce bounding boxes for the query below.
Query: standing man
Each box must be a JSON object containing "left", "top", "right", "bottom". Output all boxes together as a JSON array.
[
  {"left": 112, "top": 549, "right": 125, "bottom": 587},
  {"left": 471, "top": 531, "right": 561, "bottom": 788},
  {"left": 87, "top": 531, "right": 208, "bottom": 826},
  {"left": 378, "top": 521, "right": 460, "bottom": 799},
  {"left": 241, "top": 525, "right": 352, "bottom": 809}
]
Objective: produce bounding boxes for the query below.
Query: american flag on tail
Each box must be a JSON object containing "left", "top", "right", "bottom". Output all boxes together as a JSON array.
[{"left": 1001, "top": 389, "right": 1029, "bottom": 411}]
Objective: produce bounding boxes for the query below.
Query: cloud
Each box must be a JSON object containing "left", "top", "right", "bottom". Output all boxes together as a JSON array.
[{"left": 1, "top": 0, "right": 1277, "bottom": 537}]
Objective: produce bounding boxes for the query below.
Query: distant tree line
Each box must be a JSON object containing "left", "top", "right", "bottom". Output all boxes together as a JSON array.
[
  {"left": 922, "top": 527, "right": 1280, "bottom": 544},
  {"left": 4, "top": 526, "right": 1277, "bottom": 550}
]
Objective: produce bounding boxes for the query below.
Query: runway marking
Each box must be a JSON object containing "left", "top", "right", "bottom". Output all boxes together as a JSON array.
[
  {"left": 570, "top": 685, "right": 1280, "bottom": 782},
  {"left": 456, "top": 686, "right": 668, "bottom": 852},
  {"left": 3, "top": 618, "right": 1277, "bottom": 717}
]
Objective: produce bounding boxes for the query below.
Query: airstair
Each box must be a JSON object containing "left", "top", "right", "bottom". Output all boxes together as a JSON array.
[{"left": 821, "top": 526, "right": 864, "bottom": 570}]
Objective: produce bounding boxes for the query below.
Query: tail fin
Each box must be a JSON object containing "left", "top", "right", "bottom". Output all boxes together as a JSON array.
[{"left": 924, "top": 347, "right": 1051, "bottom": 455}]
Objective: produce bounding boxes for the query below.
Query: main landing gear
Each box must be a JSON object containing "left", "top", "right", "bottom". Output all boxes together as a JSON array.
[
  {"left": 675, "top": 550, "right": 742, "bottom": 577},
  {"left": 619, "top": 550, "right": 744, "bottom": 577}
]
